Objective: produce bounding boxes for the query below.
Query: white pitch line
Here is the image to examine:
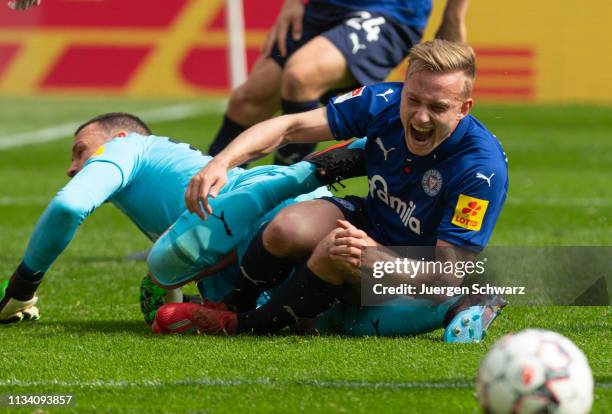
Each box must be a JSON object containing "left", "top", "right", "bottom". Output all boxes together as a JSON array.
[
  {"left": 0, "top": 196, "right": 48, "bottom": 206},
  {"left": 0, "top": 378, "right": 472, "bottom": 389},
  {"left": 0, "top": 102, "right": 224, "bottom": 151},
  {"left": 0, "top": 378, "right": 609, "bottom": 390}
]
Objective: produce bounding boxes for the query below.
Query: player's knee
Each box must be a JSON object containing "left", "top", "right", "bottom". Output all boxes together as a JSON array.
[
  {"left": 263, "top": 212, "right": 312, "bottom": 258},
  {"left": 228, "top": 86, "right": 254, "bottom": 110},
  {"left": 146, "top": 245, "right": 171, "bottom": 288},
  {"left": 281, "top": 64, "right": 319, "bottom": 99},
  {"left": 147, "top": 237, "right": 187, "bottom": 289},
  {"left": 228, "top": 82, "right": 273, "bottom": 115},
  {"left": 226, "top": 91, "right": 253, "bottom": 122}
]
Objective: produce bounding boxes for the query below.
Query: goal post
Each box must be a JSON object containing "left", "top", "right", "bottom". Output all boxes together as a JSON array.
[{"left": 226, "top": 0, "right": 248, "bottom": 89}]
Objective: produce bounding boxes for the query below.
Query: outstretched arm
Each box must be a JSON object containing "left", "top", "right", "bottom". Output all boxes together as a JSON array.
[
  {"left": 185, "top": 107, "right": 332, "bottom": 219},
  {"left": 22, "top": 162, "right": 122, "bottom": 273},
  {"left": 1, "top": 161, "right": 123, "bottom": 322}
]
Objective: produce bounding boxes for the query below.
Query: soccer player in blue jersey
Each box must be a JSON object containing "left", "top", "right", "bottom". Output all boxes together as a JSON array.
[
  {"left": 209, "top": 0, "right": 469, "bottom": 166},
  {"left": 156, "top": 40, "right": 508, "bottom": 342},
  {"left": 0, "top": 112, "right": 353, "bottom": 324}
]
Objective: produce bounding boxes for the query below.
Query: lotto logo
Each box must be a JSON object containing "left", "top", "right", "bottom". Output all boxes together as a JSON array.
[
  {"left": 451, "top": 194, "right": 489, "bottom": 231},
  {"left": 463, "top": 201, "right": 482, "bottom": 216}
]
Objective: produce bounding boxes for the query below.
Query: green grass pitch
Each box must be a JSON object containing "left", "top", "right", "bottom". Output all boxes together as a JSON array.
[{"left": 0, "top": 97, "right": 610, "bottom": 413}]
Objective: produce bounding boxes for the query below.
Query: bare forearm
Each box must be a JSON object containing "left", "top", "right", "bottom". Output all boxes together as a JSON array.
[
  {"left": 214, "top": 117, "right": 292, "bottom": 168},
  {"left": 214, "top": 108, "right": 332, "bottom": 169}
]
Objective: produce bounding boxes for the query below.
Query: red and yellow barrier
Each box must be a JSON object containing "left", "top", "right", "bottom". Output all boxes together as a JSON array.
[{"left": 0, "top": 0, "right": 610, "bottom": 103}]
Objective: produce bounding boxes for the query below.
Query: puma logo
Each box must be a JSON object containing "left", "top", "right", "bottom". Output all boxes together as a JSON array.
[
  {"left": 370, "top": 318, "right": 381, "bottom": 336},
  {"left": 475, "top": 172, "right": 495, "bottom": 187},
  {"left": 349, "top": 32, "right": 366, "bottom": 54},
  {"left": 375, "top": 137, "right": 396, "bottom": 161},
  {"left": 210, "top": 210, "right": 233, "bottom": 236},
  {"left": 376, "top": 89, "right": 394, "bottom": 102},
  {"left": 240, "top": 266, "right": 265, "bottom": 286}
]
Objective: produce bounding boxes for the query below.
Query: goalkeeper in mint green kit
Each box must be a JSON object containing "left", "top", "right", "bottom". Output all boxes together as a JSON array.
[{"left": 0, "top": 112, "right": 348, "bottom": 325}]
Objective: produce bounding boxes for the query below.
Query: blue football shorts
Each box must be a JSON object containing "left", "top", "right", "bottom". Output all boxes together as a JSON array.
[{"left": 269, "top": 1, "right": 422, "bottom": 86}]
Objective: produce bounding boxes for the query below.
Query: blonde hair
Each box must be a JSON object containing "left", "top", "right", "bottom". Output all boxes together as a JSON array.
[{"left": 408, "top": 40, "right": 476, "bottom": 98}]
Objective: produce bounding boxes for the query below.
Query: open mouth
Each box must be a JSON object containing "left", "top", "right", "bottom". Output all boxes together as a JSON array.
[{"left": 410, "top": 125, "right": 434, "bottom": 142}]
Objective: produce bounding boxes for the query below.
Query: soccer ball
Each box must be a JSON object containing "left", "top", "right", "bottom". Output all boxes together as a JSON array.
[{"left": 477, "top": 329, "right": 593, "bottom": 414}]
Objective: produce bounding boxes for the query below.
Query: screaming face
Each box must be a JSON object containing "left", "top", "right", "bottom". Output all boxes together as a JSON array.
[{"left": 400, "top": 67, "right": 473, "bottom": 156}]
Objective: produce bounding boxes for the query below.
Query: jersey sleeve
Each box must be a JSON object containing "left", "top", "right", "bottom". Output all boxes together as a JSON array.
[
  {"left": 437, "top": 163, "right": 508, "bottom": 252},
  {"left": 82, "top": 134, "right": 144, "bottom": 192},
  {"left": 22, "top": 161, "right": 124, "bottom": 272},
  {"left": 326, "top": 83, "right": 402, "bottom": 140}
]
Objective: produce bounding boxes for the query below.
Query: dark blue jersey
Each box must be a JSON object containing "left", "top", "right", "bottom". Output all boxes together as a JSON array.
[
  {"left": 310, "top": 0, "right": 432, "bottom": 28},
  {"left": 326, "top": 83, "right": 509, "bottom": 251}
]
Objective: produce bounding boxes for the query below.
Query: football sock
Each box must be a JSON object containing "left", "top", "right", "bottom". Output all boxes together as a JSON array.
[
  {"left": 2, "top": 262, "right": 43, "bottom": 301},
  {"left": 273, "top": 99, "right": 319, "bottom": 165},
  {"left": 236, "top": 264, "right": 340, "bottom": 334},
  {"left": 223, "top": 226, "right": 296, "bottom": 312},
  {"left": 208, "top": 115, "right": 247, "bottom": 156}
]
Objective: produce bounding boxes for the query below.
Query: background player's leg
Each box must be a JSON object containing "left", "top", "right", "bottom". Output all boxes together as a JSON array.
[
  {"left": 275, "top": 36, "right": 358, "bottom": 165},
  {"left": 209, "top": 56, "right": 282, "bottom": 156},
  {"left": 282, "top": 36, "right": 357, "bottom": 101}
]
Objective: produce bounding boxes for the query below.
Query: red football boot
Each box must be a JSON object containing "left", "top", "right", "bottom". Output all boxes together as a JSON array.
[
  {"left": 153, "top": 302, "right": 237, "bottom": 335},
  {"left": 152, "top": 302, "right": 199, "bottom": 334},
  {"left": 191, "top": 305, "right": 237, "bottom": 335},
  {"left": 201, "top": 299, "right": 229, "bottom": 312}
]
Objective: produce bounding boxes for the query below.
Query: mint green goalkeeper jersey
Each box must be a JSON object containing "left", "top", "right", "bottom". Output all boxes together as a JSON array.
[{"left": 22, "top": 133, "right": 245, "bottom": 272}]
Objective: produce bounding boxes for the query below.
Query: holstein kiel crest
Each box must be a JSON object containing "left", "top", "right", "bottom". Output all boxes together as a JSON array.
[{"left": 421, "top": 169, "right": 443, "bottom": 196}]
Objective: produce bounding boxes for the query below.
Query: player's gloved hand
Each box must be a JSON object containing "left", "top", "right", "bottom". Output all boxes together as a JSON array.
[
  {"left": 185, "top": 158, "right": 229, "bottom": 221},
  {"left": 262, "top": 0, "right": 304, "bottom": 57},
  {"left": 0, "top": 295, "right": 40, "bottom": 324},
  {"left": 7, "top": 0, "right": 41, "bottom": 11}
]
